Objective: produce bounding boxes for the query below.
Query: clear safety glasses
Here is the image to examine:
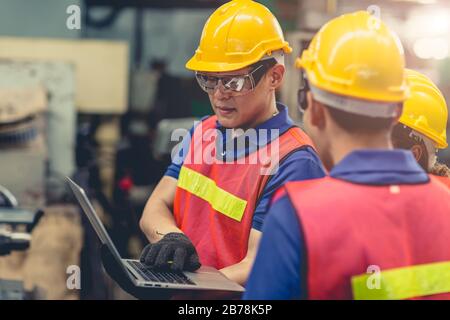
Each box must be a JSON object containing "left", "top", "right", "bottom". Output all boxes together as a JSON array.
[
  {"left": 195, "top": 58, "right": 277, "bottom": 96},
  {"left": 297, "top": 70, "right": 310, "bottom": 113}
]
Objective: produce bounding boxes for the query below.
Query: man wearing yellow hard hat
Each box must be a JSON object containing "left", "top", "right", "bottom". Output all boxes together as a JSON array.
[
  {"left": 392, "top": 69, "right": 450, "bottom": 187},
  {"left": 138, "top": 0, "right": 324, "bottom": 285},
  {"left": 245, "top": 11, "right": 450, "bottom": 299}
]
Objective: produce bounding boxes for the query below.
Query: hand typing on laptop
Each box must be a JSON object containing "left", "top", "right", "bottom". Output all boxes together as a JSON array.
[{"left": 140, "top": 232, "right": 201, "bottom": 272}]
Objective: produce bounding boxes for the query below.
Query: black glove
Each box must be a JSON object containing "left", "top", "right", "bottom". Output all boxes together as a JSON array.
[
  {"left": 140, "top": 233, "right": 201, "bottom": 272},
  {"left": 100, "top": 244, "right": 172, "bottom": 300}
]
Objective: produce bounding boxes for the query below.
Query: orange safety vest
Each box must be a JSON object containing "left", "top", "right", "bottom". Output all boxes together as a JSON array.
[
  {"left": 434, "top": 175, "right": 450, "bottom": 189},
  {"left": 174, "top": 115, "right": 314, "bottom": 269},
  {"left": 285, "top": 175, "right": 450, "bottom": 300}
]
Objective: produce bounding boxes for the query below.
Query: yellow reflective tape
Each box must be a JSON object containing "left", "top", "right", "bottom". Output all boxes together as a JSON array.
[
  {"left": 177, "top": 166, "right": 247, "bottom": 222},
  {"left": 351, "top": 261, "right": 450, "bottom": 300}
]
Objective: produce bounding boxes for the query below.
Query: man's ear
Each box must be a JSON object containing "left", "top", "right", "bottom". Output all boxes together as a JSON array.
[
  {"left": 308, "top": 92, "right": 326, "bottom": 129},
  {"left": 391, "top": 103, "right": 403, "bottom": 127},
  {"left": 268, "top": 64, "right": 285, "bottom": 90},
  {"left": 411, "top": 144, "right": 423, "bottom": 163}
]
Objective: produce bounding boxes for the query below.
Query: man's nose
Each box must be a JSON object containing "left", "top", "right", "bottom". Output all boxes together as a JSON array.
[{"left": 212, "top": 81, "right": 231, "bottom": 100}]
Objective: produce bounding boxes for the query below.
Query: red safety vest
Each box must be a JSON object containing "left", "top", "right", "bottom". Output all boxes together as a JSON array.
[
  {"left": 285, "top": 175, "right": 450, "bottom": 300},
  {"left": 434, "top": 175, "right": 450, "bottom": 189},
  {"left": 174, "top": 115, "right": 314, "bottom": 269}
]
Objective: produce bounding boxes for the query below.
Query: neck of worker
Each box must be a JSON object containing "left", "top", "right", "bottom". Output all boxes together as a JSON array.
[{"left": 328, "top": 129, "right": 393, "bottom": 170}]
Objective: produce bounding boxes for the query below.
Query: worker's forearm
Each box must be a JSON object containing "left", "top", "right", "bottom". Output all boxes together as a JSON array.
[
  {"left": 139, "top": 176, "right": 181, "bottom": 243},
  {"left": 219, "top": 257, "right": 253, "bottom": 286},
  {"left": 221, "top": 229, "right": 261, "bottom": 285},
  {"left": 140, "top": 198, "right": 181, "bottom": 243}
]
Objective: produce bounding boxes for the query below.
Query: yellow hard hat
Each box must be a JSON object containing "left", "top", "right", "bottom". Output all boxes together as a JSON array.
[
  {"left": 296, "top": 11, "right": 408, "bottom": 110},
  {"left": 186, "top": 0, "right": 292, "bottom": 72},
  {"left": 400, "top": 69, "right": 448, "bottom": 149}
]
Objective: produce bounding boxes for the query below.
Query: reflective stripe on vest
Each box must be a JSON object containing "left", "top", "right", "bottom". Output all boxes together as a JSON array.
[
  {"left": 352, "top": 261, "right": 450, "bottom": 300},
  {"left": 178, "top": 166, "right": 247, "bottom": 222}
]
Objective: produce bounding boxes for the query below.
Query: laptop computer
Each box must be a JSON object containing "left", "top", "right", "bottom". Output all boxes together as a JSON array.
[{"left": 67, "top": 177, "right": 244, "bottom": 292}]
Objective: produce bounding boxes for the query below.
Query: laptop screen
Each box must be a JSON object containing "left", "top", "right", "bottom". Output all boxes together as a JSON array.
[{"left": 67, "top": 177, "right": 133, "bottom": 277}]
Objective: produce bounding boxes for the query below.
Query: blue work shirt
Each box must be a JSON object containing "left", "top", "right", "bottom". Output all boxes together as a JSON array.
[
  {"left": 244, "top": 149, "right": 429, "bottom": 300},
  {"left": 164, "top": 103, "right": 326, "bottom": 231}
]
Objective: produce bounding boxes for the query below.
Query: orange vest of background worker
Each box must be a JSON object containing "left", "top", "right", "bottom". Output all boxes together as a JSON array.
[
  {"left": 392, "top": 69, "right": 450, "bottom": 188},
  {"left": 244, "top": 11, "right": 450, "bottom": 300},
  {"left": 139, "top": 0, "right": 325, "bottom": 286}
]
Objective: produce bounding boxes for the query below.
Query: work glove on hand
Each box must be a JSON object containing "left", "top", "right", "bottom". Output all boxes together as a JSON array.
[{"left": 140, "top": 232, "right": 201, "bottom": 272}]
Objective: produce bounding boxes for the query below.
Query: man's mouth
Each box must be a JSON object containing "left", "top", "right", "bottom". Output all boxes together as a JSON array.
[{"left": 215, "top": 106, "right": 236, "bottom": 116}]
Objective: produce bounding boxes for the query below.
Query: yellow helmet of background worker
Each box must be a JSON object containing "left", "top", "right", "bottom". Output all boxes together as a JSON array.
[
  {"left": 296, "top": 11, "right": 409, "bottom": 117},
  {"left": 400, "top": 69, "right": 448, "bottom": 149},
  {"left": 186, "top": 0, "right": 292, "bottom": 72}
]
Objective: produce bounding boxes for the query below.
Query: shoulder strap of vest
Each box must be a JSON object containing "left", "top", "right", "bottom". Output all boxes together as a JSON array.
[
  {"left": 254, "top": 123, "right": 324, "bottom": 208},
  {"left": 190, "top": 115, "right": 217, "bottom": 143},
  {"left": 430, "top": 174, "right": 450, "bottom": 190},
  {"left": 285, "top": 125, "right": 315, "bottom": 151},
  {"left": 254, "top": 129, "right": 315, "bottom": 208},
  {"left": 199, "top": 115, "right": 217, "bottom": 130}
]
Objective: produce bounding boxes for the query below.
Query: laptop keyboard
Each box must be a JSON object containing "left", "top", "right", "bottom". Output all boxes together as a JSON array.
[{"left": 129, "top": 260, "right": 196, "bottom": 285}]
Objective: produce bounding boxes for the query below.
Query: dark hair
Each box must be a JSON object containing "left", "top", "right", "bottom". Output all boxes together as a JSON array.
[
  {"left": 391, "top": 123, "right": 429, "bottom": 170},
  {"left": 326, "top": 105, "right": 396, "bottom": 134}
]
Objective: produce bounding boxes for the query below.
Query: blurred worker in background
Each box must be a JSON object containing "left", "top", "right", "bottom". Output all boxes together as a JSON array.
[
  {"left": 392, "top": 69, "right": 450, "bottom": 187},
  {"left": 139, "top": 0, "right": 325, "bottom": 286},
  {"left": 244, "top": 11, "right": 450, "bottom": 299}
]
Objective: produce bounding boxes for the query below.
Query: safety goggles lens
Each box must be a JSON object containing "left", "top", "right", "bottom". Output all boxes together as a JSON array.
[
  {"left": 195, "top": 73, "right": 218, "bottom": 91},
  {"left": 195, "top": 58, "right": 276, "bottom": 95},
  {"left": 195, "top": 73, "right": 250, "bottom": 93},
  {"left": 297, "top": 71, "right": 310, "bottom": 113},
  {"left": 222, "top": 76, "right": 246, "bottom": 92}
]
